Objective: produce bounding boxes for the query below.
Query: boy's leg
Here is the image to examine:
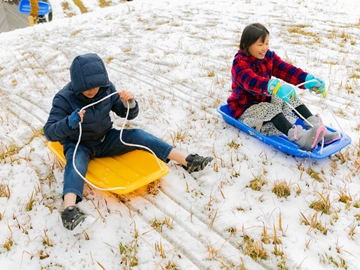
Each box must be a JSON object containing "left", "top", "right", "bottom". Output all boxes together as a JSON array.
[
  {"left": 167, "top": 148, "right": 187, "bottom": 165},
  {"left": 97, "top": 129, "right": 213, "bottom": 173},
  {"left": 96, "top": 129, "right": 173, "bottom": 162},
  {"left": 163, "top": 147, "right": 214, "bottom": 172},
  {"left": 64, "top": 193, "right": 77, "bottom": 208},
  {"left": 63, "top": 142, "right": 92, "bottom": 204},
  {"left": 61, "top": 142, "right": 92, "bottom": 230}
]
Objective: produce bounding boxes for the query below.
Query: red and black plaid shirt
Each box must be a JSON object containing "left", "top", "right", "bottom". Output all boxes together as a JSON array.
[{"left": 227, "top": 50, "right": 308, "bottom": 119}]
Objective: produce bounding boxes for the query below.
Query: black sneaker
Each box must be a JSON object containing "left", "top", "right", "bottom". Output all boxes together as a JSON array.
[
  {"left": 183, "top": 154, "right": 213, "bottom": 173},
  {"left": 61, "top": 206, "right": 86, "bottom": 231}
]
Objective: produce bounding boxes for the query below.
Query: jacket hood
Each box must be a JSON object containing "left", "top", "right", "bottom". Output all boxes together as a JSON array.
[{"left": 70, "top": 53, "right": 110, "bottom": 95}]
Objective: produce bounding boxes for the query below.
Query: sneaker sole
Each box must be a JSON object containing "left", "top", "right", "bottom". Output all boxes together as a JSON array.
[
  {"left": 191, "top": 157, "right": 214, "bottom": 174},
  {"left": 323, "top": 133, "right": 341, "bottom": 145},
  {"left": 70, "top": 215, "right": 96, "bottom": 235}
]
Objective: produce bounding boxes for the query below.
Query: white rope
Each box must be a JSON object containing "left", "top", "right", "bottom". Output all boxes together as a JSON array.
[
  {"left": 320, "top": 95, "right": 345, "bottom": 134},
  {"left": 293, "top": 79, "right": 344, "bottom": 133},
  {"left": 283, "top": 80, "right": 328, "bottom": 153},
  {"left": 72, "top": 91, "right": 164, "bottom": 191},
  {"left": 291, "top": 80, "right": 316, "bottom": 127}
]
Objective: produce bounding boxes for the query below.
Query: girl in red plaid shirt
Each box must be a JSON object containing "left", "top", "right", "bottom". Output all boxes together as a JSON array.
[{"left": 227, "top": 23, "right": 340, "bottom": 151}]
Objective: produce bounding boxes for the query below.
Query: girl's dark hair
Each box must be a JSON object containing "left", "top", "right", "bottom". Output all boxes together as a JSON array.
[{"left": 239, "top": 23, "right": 269, "bottom": 55}]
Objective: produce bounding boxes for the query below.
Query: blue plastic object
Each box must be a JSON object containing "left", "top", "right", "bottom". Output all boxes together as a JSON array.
[
  {"left": 18, "top": 0, "right": 51, "bottom": 16},
  {"left": 217, "top": 104, "right": 351, "bottom": 159}
]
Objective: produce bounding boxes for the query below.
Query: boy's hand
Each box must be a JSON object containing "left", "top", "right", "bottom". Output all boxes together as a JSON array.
[
  {"left": 68, "top": 109, "right": 85, "bottom": 129},
  {"left": 119, "top": 90, "right": 136, "bottom": 109},
  {"left": 119, "top": 90, "right": 134, "bottom": 101}
]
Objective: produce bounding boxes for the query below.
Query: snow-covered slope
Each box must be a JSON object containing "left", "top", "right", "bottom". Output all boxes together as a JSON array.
[{"left": 0, "top": 0, "right": 360, "bottom": 269}]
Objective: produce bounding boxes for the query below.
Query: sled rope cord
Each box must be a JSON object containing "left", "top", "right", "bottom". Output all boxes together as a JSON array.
[
  {"left": 71, "top": 92, "right": 165, "bottom": 191},
  {"left": 286, "top": 79, "right": 342, "bottom": 154}
]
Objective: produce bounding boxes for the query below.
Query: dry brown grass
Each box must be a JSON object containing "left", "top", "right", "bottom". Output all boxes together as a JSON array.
[
  {"left": 248, "top": 176, "right": 268, "bottom": 191},
  {"left": 241, "top": 233, "right": 268, "bottom": 261},
  {"left": 310, "top": 193, "right": 332, "bottom": 215},
  {"left": 272, "top": 180, "right": 291, "bottom": 198},
  {"left": 98, "top": 0, "right": 111, "bottom": 8},
  {"left": 72, "top": 0, "right": 89, "bottom": 13}
]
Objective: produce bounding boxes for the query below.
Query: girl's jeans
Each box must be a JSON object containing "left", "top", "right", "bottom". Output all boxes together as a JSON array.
[{"left": 62, "top": 129, "right": 173, "bottom": 203}]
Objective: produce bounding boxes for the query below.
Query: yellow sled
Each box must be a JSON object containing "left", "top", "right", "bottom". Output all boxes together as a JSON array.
[{"left": 47, "top": 141, "right": 170, "bottom": 194}]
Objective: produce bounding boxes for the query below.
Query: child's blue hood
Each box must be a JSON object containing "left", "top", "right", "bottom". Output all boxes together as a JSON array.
[{"left": 70, "top": 53, "right": 110, "bottom": 95}]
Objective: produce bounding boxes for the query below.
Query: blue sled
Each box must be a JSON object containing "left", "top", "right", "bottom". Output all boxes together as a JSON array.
[
  {"left": 217, "top": 104, "right": 351, "bottom": 159},
  {"left": 18, "top": 0, "right": 51, "bottom": 16}
]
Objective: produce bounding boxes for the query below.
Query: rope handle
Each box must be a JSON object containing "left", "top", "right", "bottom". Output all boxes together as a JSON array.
[
  {"left": 282, "top": 80, "right": 324, "bottom": 153},
  {"left": 72, "top": 91, "right": 164, "bottom": 191},
  {"left": 290, "top": 80, "right": 344, "bottom": 133}
]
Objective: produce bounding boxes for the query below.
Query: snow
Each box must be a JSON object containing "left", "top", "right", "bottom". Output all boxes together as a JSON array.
[{"left": 0, "top": 0, "right": 360, "bottom": 269}]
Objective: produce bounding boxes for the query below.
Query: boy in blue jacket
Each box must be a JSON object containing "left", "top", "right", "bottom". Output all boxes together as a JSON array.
[{"left": 44, "top": 53, "right": 213, "bottom": 231}]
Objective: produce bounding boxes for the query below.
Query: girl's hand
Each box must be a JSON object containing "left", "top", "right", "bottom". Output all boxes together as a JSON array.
[
  {"left": 305, "top": 74, "right": 326, "bottom": 98},
  {"left": 267, "top": 79, "right": 296, "bottom": 103}
]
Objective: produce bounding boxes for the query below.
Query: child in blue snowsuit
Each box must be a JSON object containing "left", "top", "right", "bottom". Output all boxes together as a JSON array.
[{"left": 44, "top": 53, "right": 213, "bottom": 231}]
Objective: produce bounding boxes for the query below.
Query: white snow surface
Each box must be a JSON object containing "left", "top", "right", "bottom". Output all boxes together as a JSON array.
[{"left": 0, "top": 0, "right": 360, "bottom": 269}]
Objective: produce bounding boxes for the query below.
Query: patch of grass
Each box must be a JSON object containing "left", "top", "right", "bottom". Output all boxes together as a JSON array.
[
  {"left": 42, "top": 230, "right": 53, "bottom": 247},
  {"left": 309, "top": 193, "right": 331, "bottom": 215},
  {"left": 320, "top": 253, "right": 347, "bottom": 269},
  {"left": 71, "top": 29, "right": 82, "bottom": 37},
  {"left": 353, "top": 198, "right": 360, "bottom": 208},
  {"left": 119, "top": 241, "right": 139, "bottom": 267},
  {"left": 301, "top": 212, "right": 328, "bottom": 235},
  {"left": 350, "top": 73, "right": 360, "bottom": 79},
  {"left": 25, "top": 192, "right": 36, "bottom": 211},
  {"left": 61, "top": 2, "right": 76, "bottom": 17},
  {"left": 61, "top": 2, "right": 69, "bottom": 10},
  {"left": 272, "top": 180, "right": 291, "bottom": 198},
  {"left": 151, "top": 217, "right": 173, "bottom": 231},
  {"left": 98, "top": 0, "right": 111, "bottom": 7},
  {"left": 287, "top": 26, "right": 318, "bottom": 40},
  {"left": 207, "top": 69, "right": 215, "bottom": 77},
  {"left": 12, "top": 79, "right": 18, "bottom": 87},
  {"left": 0, "top": 184, "right": 11, "bottom": 199},
  {"left": 147, "top": 180, "right": 160, "bottom": 195},
  {"left": 105, "top": 56, "right": 114, "bottom": 64},
  {"left": 0, "top": 144, "right": 22, "bottom": 161},
  {"left": 168, "top": 129, "right": 188, "bottom": 145},
  {"left": 261, "top": 225, "right": 270, "bottom": 244},
  {"left": 306, "top": 167, "right": 324, "bottom": 182},
  {"left": 72, "top": 0, "right": 89, "bottom": 13},
  {"left": 248, "top": 176, "right": 268, "bottom": 191},
  {"left": 338, "top": 190, "right": 352, "bottom": 204},
  {"left": 2, "top": 235, "right": 13, "bottom": 251},
  {"left": 225, "top": 226, "right": 237, "bottom": 236},
  {"left": 39, "top": 250, "right": 50, "bottom": 260},
  {"left": 227, "top": 139, "right": 240, "bottom": 149},
  {"left": 241, "top": 234, "right": 268, "bottom": 260}
]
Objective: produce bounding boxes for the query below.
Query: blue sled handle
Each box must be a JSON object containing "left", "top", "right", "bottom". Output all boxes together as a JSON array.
[{"left": 18, "top": 0, "right": 51, "bottom": 16}]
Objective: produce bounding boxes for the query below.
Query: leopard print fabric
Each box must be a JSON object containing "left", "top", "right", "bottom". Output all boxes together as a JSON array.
[{"left": 239, "top": 95, "right": 303, "bottom": 136}]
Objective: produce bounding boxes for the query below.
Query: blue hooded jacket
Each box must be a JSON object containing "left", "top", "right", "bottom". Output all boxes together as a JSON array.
[{"left": 44, "top": 53, "right": 139, "bottom": 145}]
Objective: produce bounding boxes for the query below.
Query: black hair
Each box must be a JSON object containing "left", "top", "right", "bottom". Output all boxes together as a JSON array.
[{"left": 239, "top": 23, "right": 269, "bottom": 56}]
